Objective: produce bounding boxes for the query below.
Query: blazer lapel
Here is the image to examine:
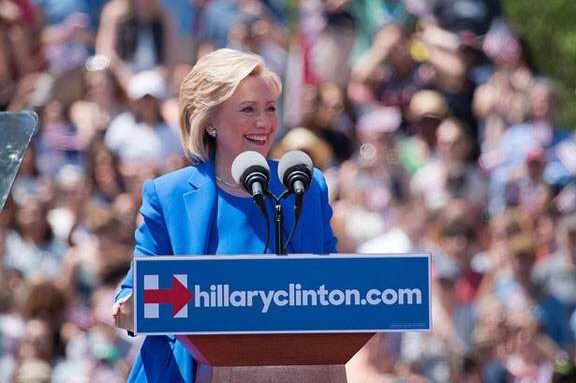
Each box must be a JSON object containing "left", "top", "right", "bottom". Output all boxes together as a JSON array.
[{"left": 183, "top": 161, "right": 216, "bottom": 254}]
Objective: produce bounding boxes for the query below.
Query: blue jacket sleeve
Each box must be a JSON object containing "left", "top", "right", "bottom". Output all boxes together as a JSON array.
[
  {"left": 315, "top": 169, "right": 338, "bottom": 253},
  {"left": 114, "top": 179, "right": 173, "bottom": 301}
]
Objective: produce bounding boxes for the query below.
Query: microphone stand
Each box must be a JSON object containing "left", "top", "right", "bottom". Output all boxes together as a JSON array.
[
  {"left": 273, "top": 203, "right": 283, "bottom": 255},
  {"left": 265, "top": 190, "right": 290, "bottom": 255}
]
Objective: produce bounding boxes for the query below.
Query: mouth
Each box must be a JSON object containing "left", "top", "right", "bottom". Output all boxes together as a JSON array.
[{"left": 244, "top": 134, "right": 268, "bottom": 146}]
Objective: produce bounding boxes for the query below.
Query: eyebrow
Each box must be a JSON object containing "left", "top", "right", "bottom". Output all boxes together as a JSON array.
[{"left": 238, "top": 100, "right": 276, "bottom": 106}]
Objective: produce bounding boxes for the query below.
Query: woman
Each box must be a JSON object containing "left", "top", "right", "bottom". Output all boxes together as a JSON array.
[
  {"left": 103, "top": 69, "right": 182, "bottom": 172},
  {"left": 2, "top": 194, "right": 68, "bottom": 280},
  {"left": 70, "top": 55, "right": 129, "bottom": 140},
  {"left": 113, "top": 48, "right": 337, "bottom": 382},
  {"left": 96, "top": 0, "right": 175, "bottom": 82}
]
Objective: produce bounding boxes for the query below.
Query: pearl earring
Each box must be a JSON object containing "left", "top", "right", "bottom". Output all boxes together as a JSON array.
[{"left": 208, "top": 129, "right": 217, "bottom": 138}]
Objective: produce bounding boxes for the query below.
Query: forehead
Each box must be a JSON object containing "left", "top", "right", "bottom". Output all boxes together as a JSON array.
[{"left": 228, "top": 75, "right": 277, "bottom": 102}]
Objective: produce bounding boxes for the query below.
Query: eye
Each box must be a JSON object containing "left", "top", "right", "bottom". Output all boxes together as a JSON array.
[
  {"left": 241, "top": 106, "right": 254, "bottom": 113},
  {"left": 267, "top": 105, "right": 276, "bottom": 113}
]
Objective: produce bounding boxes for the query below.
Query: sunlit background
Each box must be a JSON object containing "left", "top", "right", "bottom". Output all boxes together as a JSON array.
[{"left": 1, "top": 0, "right": 576, "bottom": 382}]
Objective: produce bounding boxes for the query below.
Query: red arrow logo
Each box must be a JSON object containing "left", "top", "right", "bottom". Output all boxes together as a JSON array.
[{"left": 143, "top": 276, "right": 193, "bottom": 316}]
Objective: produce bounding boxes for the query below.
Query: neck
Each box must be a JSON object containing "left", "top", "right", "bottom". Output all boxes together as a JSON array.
[
  {"left": 214, "top": 151, "right": 234, "bottom": 184},
  {"left": 214, "top": 151, "right": 249, "bottom": 197}
]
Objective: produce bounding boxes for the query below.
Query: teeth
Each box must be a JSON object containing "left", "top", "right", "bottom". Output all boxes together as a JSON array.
[{"left": 245, "top": 134, "right": 267, "bottom": 142}]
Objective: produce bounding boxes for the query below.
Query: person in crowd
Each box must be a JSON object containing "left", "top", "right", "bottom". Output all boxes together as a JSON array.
[
  {"left": 305, "top": 0, "right": 356, "bottom": 88},
  {"left": 33, "top": 0, "right": 92, "bottom": 75},
  {"left": 504, "top": 145, "right": 554, "bottom": 221},
  {"left": 488, "top": 234, "right": 573, "bottom": 351},
  {"left": 333, "top": 106, "right": 409, "bottom": 252},
  {"left": 47, "top": 165, "right": 89, "bottom": 244},
  {"left": 104, "top": 69, "right": 182, "bottom": 172},
  {"left": 533, "top": 213, "right": 576, "bottom": 316},
  {"left": 227, "top": 14, "right": 287, "bottom": 78},
  {"left": 85, "top": 137, "right": 127, "bottom": 205},
  {"left": 96, "top": 0, "right": 176, "bottom": 81},
  {"left": 36, "top": 100, "right": 89, "bottom": 177},
  {"left": 2, "top": 1, "right": 576, "bottom": 380},
  {"left": 345, "top": 0, "right": 416, "bottom": 66},
  {"left": 8, "top": 142, "right": 50, "bottom": 204},
  {"left": 411, "top": 117, "right": 487, "bottom": 213},
  {"left": 358, "top": 199, "right": 434, "bottom": 255},
  {"left": 401, "top": 258, "right": 470, "bottom": 382},
  {"left": 69, "top": 55, "right": 129, "bottom": 141},
  {"left": 270, "top": 127, "right": 334, "bottom": 172},
  {"left": 0, "top": 265, "right": 27, "bottom": 383},
  {"left": 0, "top": 0, "right": 42, "bottom": 109},
  {"left": 11, "top": 319, "right": 54, "bottom": 383},
  {"left": 349, "top": 23, "right": 425, "bottom": 114},
  {"left": 474, "top": 19, "right": 536, "bottom": 154},
  {"left": 18, "top": 279, "right": 69, "bottom": 375},
  {"left": 2, "top": 194, "right": 68, "bottom": 280},
  {"left": 112, "top": 48, "right": 337, "bottom": 382},
  {"left": 487, "top": 78, "right": 576, "bottom": 213},
  {"left": 503, "top": 308, "right": 557, "bottom": 382},
  {"left": 399, "top": 89, "right": 450, "bottom": 173},
  {"left": 297, "top": 82, "right": 355, "bottom": 164},
  {"left": 472, "top": 296, "right": 509, "bottom": 382},
  {"left": 417, "top": 23, "right": 478, "bottom": 133}
]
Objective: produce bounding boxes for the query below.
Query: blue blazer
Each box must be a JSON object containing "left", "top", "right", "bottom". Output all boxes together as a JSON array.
[{"left": 117, "top": 159, "right": 337, "bottom": 382}]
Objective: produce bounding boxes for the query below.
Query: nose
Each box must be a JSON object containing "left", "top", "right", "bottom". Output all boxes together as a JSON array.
[{"left": 255, "top": 111, "right": 275, "bottom": 130}]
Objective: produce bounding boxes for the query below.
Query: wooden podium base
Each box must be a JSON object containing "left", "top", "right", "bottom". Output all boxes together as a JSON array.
[
  {"left": 179, "top": 333, "right": 373, "bottom": 366},
  {"left": 200, "top": 365, "right": 347, "bottom": 383},
  {"left": 181, "top": 333, "right": 375, "bottom": 383}
]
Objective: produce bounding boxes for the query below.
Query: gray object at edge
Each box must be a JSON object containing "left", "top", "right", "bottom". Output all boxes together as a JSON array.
[{"left": 0, "top": 111, "right": 38, "bottom": 211}]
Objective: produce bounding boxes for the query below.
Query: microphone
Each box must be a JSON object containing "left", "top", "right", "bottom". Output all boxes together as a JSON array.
[
  {"left": 278, "top": 151, "right": 313, "bottom": 196},
  {"left": 231, "top": 151, "right": 270, "bottom": 198},
  {"left": 232, "top": 151, "right": 271, "bottom": 253},
  {"left": 278, "top": 151, "right": 314, "bottom": 253}
]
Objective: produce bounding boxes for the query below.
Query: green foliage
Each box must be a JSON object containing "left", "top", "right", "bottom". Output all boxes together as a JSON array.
[{"left": 503, "top": 0, "right": 576, "bottom": 129}]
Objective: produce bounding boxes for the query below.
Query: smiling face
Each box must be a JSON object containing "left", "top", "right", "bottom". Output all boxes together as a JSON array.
[{"left": 210, "top": 75, "right": 278, "bottom": 171}]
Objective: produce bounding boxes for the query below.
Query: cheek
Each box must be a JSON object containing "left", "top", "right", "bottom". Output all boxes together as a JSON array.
[
  {"left": 235, "top": 118, "right": 256, "bottom": 133},
  {"left": 267, "top": 113, "right": 278, "bottom": 129}
]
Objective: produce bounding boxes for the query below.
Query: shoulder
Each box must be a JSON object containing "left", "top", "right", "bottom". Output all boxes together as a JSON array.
[
  {"left": 138, "top": 163, "right": 211, "bottom": 215},
  {"left": 154, "top": 165, "right": 196, "bottom": 184},
  {"left": 149, "top": 163, "right": 209, "bottom": 195},
  {"left": 311, "top": 167, "right": 329, "bottom": 190}
]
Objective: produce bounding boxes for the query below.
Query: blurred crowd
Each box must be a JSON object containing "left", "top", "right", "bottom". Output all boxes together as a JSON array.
[{"left": 1, "top": 0, "right": 576, "bottom": 382}]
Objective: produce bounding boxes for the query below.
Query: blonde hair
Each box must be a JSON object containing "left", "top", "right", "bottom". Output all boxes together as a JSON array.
[{"left": 179, "top": 48, "right": 282, "bottom": 162}]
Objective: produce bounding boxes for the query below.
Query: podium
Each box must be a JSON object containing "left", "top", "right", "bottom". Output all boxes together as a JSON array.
[
  {"left": 179, "top": 333, "right": 373, "bottom": 382},
  {"left": 124, "top": 254, "right": 430, "bottom": 382}
]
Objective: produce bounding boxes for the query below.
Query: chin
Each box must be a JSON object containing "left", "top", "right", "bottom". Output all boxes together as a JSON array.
[{"left": 245, "top": 144, "right": 271, "bottom": 157}]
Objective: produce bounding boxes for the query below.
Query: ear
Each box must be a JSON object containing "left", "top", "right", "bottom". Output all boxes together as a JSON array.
[{"left": 206, "top": 125, "right": 217, "bottom": 138}]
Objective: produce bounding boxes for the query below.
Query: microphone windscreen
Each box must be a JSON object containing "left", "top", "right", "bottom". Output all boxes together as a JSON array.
[
  {"left": 231, "top": 151, "right": 270, "bottom": 184},
  {"left": 278, "top": 150, "right": 313, "bottom": 182}
]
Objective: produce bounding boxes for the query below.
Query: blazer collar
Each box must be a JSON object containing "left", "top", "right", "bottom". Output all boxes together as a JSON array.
[
  {"left": 187, "top": 159, "right": 215, "bottom": 190},
  {"left": 183, "top": 159, "right": 216, "bottom": 254}
]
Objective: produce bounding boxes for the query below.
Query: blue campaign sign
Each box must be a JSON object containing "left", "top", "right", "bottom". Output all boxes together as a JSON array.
[{"left": 133, "top": 254, "right": 430, "bottom": 335}]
